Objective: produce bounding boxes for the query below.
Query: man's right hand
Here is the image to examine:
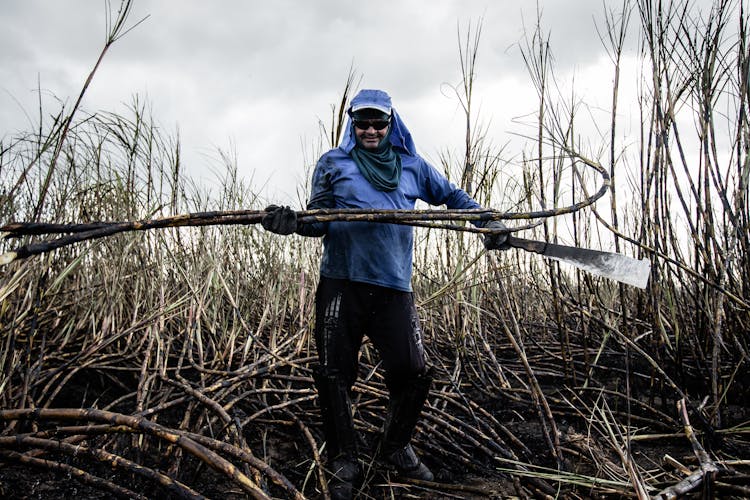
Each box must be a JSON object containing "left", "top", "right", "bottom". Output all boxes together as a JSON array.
[{"left": 261, "top": 205, "right": 298, "bottom": 235}]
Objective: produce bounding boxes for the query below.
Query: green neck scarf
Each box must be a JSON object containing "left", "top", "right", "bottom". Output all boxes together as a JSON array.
[{"left": 351, "top": 135, "right": 402, "bottom": 191}]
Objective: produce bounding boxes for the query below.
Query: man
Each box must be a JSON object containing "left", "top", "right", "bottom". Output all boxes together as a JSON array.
[{"left": 262, "top": 89, "right": 508, "bottom": 499}]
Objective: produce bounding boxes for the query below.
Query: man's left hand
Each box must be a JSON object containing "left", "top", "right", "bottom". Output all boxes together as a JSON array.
[{"left": 483, "top": 220, "right": 510, "bottom": 251}]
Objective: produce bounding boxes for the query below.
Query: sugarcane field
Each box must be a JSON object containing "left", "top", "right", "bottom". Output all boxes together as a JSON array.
[{"left": 1, "top": 1, "right": 749, "bottom": 499}]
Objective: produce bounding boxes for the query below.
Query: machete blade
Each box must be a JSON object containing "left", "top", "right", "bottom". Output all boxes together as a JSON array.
[{"left": 507, "top": 236, "right": 651, "bottom": 289}]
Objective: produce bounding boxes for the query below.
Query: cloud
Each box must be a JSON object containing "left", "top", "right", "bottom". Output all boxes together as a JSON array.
[{"left": 2, "top": 0, "right": 689, "bottom": 203}]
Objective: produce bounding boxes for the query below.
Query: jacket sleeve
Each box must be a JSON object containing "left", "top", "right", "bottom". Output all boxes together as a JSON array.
[
  {"left": 419, "top": 158, "right": 482, "bottom": 210},
  {"left": 296, "top": 156, "right": 334, "bottom": 237},
  {"left": 417, "top": 157, "right": 500, "bottom": 228}
]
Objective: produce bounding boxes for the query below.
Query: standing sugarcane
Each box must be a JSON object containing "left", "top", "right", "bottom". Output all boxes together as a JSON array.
[{"left": 0, "top": 90, "right": 649, "bottom": 500}]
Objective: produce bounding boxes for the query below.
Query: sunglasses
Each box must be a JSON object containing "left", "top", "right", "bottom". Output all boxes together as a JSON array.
[{"left": 352, "top": 119, "right": 391, "bottom": 131}]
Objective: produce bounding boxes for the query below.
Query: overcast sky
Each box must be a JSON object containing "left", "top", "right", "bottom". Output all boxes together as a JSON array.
[{"left": 0, "top": 0, "right": 716, "bottom": 206}]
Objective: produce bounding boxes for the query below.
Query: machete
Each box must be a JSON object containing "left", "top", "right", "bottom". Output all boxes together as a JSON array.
[{"left": 506, "top": 236, "right": 651, "bottom": 289}]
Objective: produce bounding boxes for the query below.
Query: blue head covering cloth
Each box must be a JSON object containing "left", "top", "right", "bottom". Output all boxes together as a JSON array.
[{"left": 340, "top": 89, "right": 417, "bottom": 156}]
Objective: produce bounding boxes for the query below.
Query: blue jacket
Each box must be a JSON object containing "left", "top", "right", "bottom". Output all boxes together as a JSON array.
[{"left": 302, "top": 91, "right": 481, "bottom": 291}]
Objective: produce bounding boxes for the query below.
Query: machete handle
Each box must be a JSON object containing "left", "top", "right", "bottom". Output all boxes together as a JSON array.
[{"left": 506, "top": 235, "right": 548, "bottom": 255}]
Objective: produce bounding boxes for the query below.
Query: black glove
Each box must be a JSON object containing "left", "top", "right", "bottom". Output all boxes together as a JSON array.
[
  {"left": 261, "top": 205, "right": 298, "bottom": 235},
  {"left": 483, "top": 220, "right": 510, "bottom": 250}
]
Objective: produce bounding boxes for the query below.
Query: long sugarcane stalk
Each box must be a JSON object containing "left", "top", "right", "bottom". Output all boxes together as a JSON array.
[
  {"left": 0, "top": 208, "right": 559, "bottom": 266},
  {"left": 0, "top": 155, "right": 610, "bottom": 265},
  {"left": 1, "top": 208, "right": 502, "bottom": 238},
  {"left": 0, "top": 209, "right": 490, "bottom": 265},
  {"left": 2, "top": 203, "right": 594, "bottom": 238}
]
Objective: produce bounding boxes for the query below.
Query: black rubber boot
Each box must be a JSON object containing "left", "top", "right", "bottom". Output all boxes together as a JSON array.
[
  {"left": 380, "top": 368, "right": 435, "bottom": 481},
  {"left": 313, "top": 369, "right": 361, "bottom": 500}
]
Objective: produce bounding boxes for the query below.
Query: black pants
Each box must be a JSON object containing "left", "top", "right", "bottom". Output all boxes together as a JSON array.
[{"left": 314, "top": 276, "right": 427, "bottom": 392}]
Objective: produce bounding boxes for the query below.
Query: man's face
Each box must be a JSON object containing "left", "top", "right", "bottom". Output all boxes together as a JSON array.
[{"left": 352, "top": 109, "right": 391, "bottom": 150}]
